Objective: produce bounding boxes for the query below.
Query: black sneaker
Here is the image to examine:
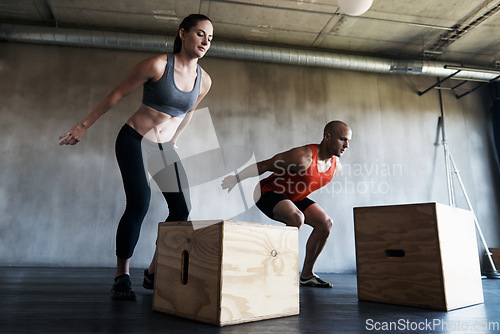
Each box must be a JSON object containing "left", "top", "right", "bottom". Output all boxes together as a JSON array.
[
  {"left": 300, "top": 275, "right": 333, "bottom": 288},
  {"left": 143, "top": 269, "right": 154, "bottom": 290},
  {"left": 111, "top": 274, "right": 138, "bottom": 301}
]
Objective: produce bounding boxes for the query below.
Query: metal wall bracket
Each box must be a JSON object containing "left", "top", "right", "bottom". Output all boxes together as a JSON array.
[{"left": 418, "top": 65, "right": 500, "bottom": 99}]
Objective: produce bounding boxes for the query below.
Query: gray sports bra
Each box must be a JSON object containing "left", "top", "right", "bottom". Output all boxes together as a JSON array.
[{"left": 142, "top": 53, "right": 202, "bottom": 118}]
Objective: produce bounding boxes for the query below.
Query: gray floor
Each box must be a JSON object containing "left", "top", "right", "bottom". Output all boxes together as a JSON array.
[{"left": 1, "top": 267, "right": 499, "bottom": 333}]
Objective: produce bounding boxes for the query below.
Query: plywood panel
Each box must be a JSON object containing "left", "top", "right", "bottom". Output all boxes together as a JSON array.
[
  {"left": 153, "top": 220, "right": 299, "bottom": 326},
  {"left": 436, "top": 204, "right": 484, "bottom": 310},
  {"left": 153, "top": 221, "right": 222, "bottom": 325},
  {"left": 220, "top": 221, "right": 299, "bottom": 325},
  {"left": 354, "top": 203, "right": 445, "bottom": 309},
  {"left": 489, "top": 248, "right": 500, "bottom": 270},
  {"left": 354, "top": 202, "right": 483, "bottom": 311}
]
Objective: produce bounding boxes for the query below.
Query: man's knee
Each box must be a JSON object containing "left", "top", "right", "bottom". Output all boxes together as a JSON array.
[
  {"left": 285, "top": 210, "right": 305, "bottom": 230},
  {"left": 325, "top": 216, "right": 334, "bottom": 233},
  {"left": 317, "top": 216, "right": 333, "bottom": 235}
]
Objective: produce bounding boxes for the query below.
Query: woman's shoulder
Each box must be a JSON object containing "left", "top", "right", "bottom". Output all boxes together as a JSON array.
[
  {"left": 148, "top": 54, "right": 168, "bottom": 70},
  {"left": 138, "top": 54, "right": 167, "bottom": 66},
  {"left": 135, "top": 54, "right": 168, "bottom": 81},
  {"left": 201, "top": 66, "right": 211, "bottom": 82}
]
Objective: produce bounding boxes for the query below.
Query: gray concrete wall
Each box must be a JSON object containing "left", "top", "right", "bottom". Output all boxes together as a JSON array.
[{"left": 1, "top": 42, "right": 499, "bottom": 273}]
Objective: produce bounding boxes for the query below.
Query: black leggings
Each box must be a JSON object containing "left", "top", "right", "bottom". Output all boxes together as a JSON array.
[{"left": 115, "top": 124, "right": 190, "bottom": 259}]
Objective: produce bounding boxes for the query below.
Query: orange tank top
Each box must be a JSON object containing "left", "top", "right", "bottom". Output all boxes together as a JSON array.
[{"left": 260, "top": 144, "right": 336, "bottom": 202}]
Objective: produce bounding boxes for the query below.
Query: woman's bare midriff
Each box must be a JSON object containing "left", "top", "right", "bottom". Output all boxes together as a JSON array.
[{"left": 126, "top": 104, "right": 183, "bottom": 143}]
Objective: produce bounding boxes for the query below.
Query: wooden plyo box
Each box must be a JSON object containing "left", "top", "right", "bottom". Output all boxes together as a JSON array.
[
  {"left": 489, "top": 248, "right": 500, "bottom": 269},
  {"left": 153, "top": 220, "right": 299, "bottom": 326},
  {"left": 353, "top": 202, "right": 484, "bottom": 311}
]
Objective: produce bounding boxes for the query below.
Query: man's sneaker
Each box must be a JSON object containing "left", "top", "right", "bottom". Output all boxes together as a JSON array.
[
  {"left": 300, "top": 274, "right": 333, "bottom": 288},
  {"left": 111, "top": 274, "right": 138, "bottom": 301},
  {"left": 143, "top": 269, "right": 154, "bottom": 290}
]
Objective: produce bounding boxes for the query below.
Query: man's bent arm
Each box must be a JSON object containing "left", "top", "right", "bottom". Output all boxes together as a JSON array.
[{"left": 221, "top": 145, "right": 312, "bottom": 192}]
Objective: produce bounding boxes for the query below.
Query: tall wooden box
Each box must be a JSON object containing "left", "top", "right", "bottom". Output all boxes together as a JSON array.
[
  {"left": 153, "top": 220, "right": 299, "bottom": 326},
  {"left": 353, "top": 202, "right": 484, "bottom": 311}
]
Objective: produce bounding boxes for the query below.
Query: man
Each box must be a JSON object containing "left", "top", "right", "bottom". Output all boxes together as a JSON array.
[{"left": 221, "top": 120, "right": 352, "bottom": 288}]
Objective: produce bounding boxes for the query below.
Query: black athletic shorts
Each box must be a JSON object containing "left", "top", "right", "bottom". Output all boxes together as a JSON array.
[{"left": 255, "top": 191, "right": 315, "bottom": 220}]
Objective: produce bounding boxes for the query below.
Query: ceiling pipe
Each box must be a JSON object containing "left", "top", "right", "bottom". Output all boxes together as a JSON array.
[{"left": 1, "top": 23, "right": 498, "bottom": 82}]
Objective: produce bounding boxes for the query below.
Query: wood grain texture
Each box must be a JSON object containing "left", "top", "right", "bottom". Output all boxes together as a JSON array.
[
  {"left": 220, "top": 221, "right": 299, "bottom": 325},
  {"left": 354, "top": 202, "right": 483, "bottom": 311},
  {"left": 153, "top": 221, "right": 223, "bottom": 325},
  {"left": 153, "top": 220, "right": 299, "bottom": 326}
]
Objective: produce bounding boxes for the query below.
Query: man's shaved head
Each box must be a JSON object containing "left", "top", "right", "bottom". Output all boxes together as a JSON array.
[{"left": 324, "top": 120, "right": 350, "bottom": 136}]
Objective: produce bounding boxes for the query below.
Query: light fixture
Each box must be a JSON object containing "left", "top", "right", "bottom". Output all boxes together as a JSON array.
[
  {"left": 444, "top": 65, "right": 500, "bottom": 75},
  {"left": 338, "top": 0, "right": 374, "bottom": 16},
  {"left": 423, "top": 50, "right": 443, "bottom": 57}
]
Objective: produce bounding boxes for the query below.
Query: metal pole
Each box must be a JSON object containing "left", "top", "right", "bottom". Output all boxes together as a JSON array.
[
  {"left": 434, "top": 80, "right": 499, "bottom": 278},
  {"left": 438, "top": 85, "right": 455, "bottom": 206},
  {"left": 448, "top": 154, "right": 500, "bottom": 278}
]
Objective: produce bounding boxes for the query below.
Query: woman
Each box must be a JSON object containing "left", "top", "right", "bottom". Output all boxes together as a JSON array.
[{"left": 59, "top": 14, "right": 213, "bottom": 300}]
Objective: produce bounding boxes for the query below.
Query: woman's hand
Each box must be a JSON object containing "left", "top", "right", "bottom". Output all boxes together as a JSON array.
[{"left": 58, "top": 123, "right": 87, "bottom": 146}]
